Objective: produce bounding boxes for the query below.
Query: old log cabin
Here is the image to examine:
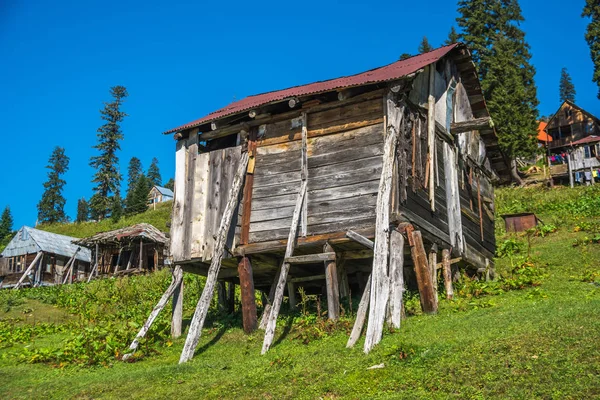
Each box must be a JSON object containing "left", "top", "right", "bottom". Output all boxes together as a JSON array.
[
  {"left": 164, "top": 43, "right": 506, "bottom": 357},
  {"left": 0, "top": 226, "right": 92, "bottom": 289}
]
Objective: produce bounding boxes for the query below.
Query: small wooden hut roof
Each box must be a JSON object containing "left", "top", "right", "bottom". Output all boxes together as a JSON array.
[
  {"left": 75, "top": 223, "right": 168, "bottom": 247},
  {"left": 1, "top": 226, "right": 91, "bottom": 262}
]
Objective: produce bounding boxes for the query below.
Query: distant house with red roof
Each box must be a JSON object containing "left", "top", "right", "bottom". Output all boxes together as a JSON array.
[{"left": 537, "top": 121, "right": 552, "bottom": 146}]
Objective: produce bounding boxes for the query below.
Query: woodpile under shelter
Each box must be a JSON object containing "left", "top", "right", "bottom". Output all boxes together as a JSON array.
[
  {"left": 74, "top": 223, "right": 169, "bottom": 278},
  {"left": 0, "top": 226, "right": 91, "bottom": 289},
  {"left": 161, "top": 43, "right": 506, "bottom": 361}
]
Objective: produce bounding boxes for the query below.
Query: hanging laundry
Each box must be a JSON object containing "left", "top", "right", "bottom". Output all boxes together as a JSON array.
[
  {"left": 593, "top": 170, "right": 598, "bottom": 178},
  {"left": 585, "top": 171, "right": 592, "bottom": 181}
]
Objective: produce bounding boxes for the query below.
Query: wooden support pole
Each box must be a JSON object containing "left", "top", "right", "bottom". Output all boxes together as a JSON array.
[
  {"left": 113, "top": 247, "right": 124, "bottom": 274},
  {"left": 387, "top": 229, "right": 405, "bottom": 329},
  {"left": 449, "top": 117, "right": 493, "bottom": 134},
  {"left": 87, "top": 262, "right": 98, "bottom": 283},
  {"left": 287, "top": 282, "right": 297, "bottom": 310},
  {"left": 261, "top": 179, "right": 307, "bottom": 355},
  {"left": 345, "top": 230, "right": 374, "bottom": 249},
  {"left": 123, "top": 265, "right": 183, "bottom": 360},
  {"left": 238, "top": 256, "right": 258, "bottom": 333},
  {"left": 347, "top": 274, "right": 371, "bottom": 348},
  {"left": 324, "top": 242, "right": 340, "bottom": 321},
  {"left": 427, "top": 64, "right": 436, "bottom": 211},
  {"left": 171, "top": 266, "right": 184, "bottom": 338},
  {"left": 179, "top": 151, "right": 249, "bottom": 364},
  {"left": 301, "top": 112, "right": 308, "bottom": 236},
  {"left": 337, "top": 258, "right": 350, "bottom": 300},
  {"left": 14, "top": 252, "right": 43, "bottom": 290},
  {"left": 442, "top": 249, "right": 454, "bottom": 300},
  {"left": 138, "top": 239, "right": 144, "bottom": 270},
  {"left": 428, "top": 244, "right": 439, "bottom": 306},
  {"left": 409, "top": 231, "right": 437, "bottom": 314},
  {"left": 94, "top": 243, "right": 99, "bottom": 278},
  {"left": 284, "top": 253, "right": 336, "bottom": 264},
  {"left": 62, "top": 248, "right": 81, "bottom": 284},
  {"left": 258, "top": 267, "right": 280, "bottom": 330},
  {"left": 217, "top": 281, "right": 228, "bottom": 313},
  {"left": 227, "top": 282, "right": 235, "bottom": 314}
]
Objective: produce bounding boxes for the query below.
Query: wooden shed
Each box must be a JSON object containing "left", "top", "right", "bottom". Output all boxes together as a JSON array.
[
  {"left": 0, "top": 226, "right": 92, "bottom": 289},
  {"left": 163, "top": 43, "right": 506, "bottom": 360}
]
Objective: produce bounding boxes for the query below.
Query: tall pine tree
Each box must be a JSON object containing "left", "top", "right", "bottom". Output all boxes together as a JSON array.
[
  {"left": 76, "top": 198, "right": 89, "bottom": 223},
  {"left": 164, "top": 178, "right": 174, "bottom": 191},
  {"left": 583, "top": 0, "right": 600, "bottom": 99},
  {"left": 147, "top": 157, "right": 162, "bottom": 187},
  {"left": 0, "top": 206, "right": 13, "bottom": 239},
  {"left": 445, "top": 26, "right": 460, "bottom": 45},
  {"left": 125, "top": 157, "right": 143, "bottom": 213},
  {"left": 129, "top": 175, "right": 151, "bottom": 215},
  {"left": 418, "top": 36, "right": 433, "bottom": 54},
  {"left": 37, "top": 146, "right": 70, "bottom": 224},
  {"left": 89, "top": 86, "right": 128, "bottom": 220},
  {"left": 559, "top": 68, "right": 576, "bottom": 103},
  {"left": 457, "top": 0, "right": 539, "bottom": 184}
]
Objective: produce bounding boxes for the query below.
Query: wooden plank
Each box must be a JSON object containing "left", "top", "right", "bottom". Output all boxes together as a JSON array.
[
  {"left": 308, "top": 123, "right": 383, "bottom": 154},
  {"left": 346, "top": 274, "right": 371, "bottom": 348},
  {"left": 14, "top": 252, "right": 43, "bottom": 290},
  {"left": 346, "top": 230, "right": 375, "bottom": 249},
  {"left": 427, "top": 65, "right": 436, "bottom": 211},
  {"left": 171, "top": 137, "right": 189, "bottom": 262},
  {"left": 308, "top": 194, "right": 378, "bottom": 216},
  {"left": 307, "top": 216, "right": 375, "bottom": 237},
  {"left": 123, "top": 265, "right": 183, "bottom": 360},
  {"left": 171, "top": 266, "right": 184, "bottom": 338},
  {"left": 443, "top": 142, "right": 464, "bottom": 253},
  {"left": 323, "top": 242, "right": 340, "bottom": 321},
  {"left": 289, "top": 274, "right": 326, "bottom": 283},
  {"left": 250, "top": 206, "right": 296, "bottom": 223},
  {"left": 191, "top": 152, "right": 211, "bottom": 258},
  {"left": 442, "top": 249, "right": 454, "bottom": 300},
  {"left": 301, "top": 112, "right": 308, "bottom": 237},
  {"left": 261, "top": 180, "right": 307, "bottom": 354},
  {"left": 284, "top": 252, "right": 336, "bottom": 264},
  {"left": 364, "top": 94, "right": 403, "bottom": 354},
  {"left": 238, "top": 256, "right": 257, "bottom": 333},
  {"left": 308, "top": 165, "right": 383, "bottom": 192},
  {"left": 183, "top": 131, "right": 199, "bottom": 260},
  {"left": 179, "top": 151, "right": 249, "bottom": 364},
  {"left": 409, "top": 230, "right": 437, "bottom": 314},
  {"left": 307, "top": 154, "right": 382, "bottom": 179},
  {"left": 287, "top": 282, "right": 297, "bottom": 310},
  {"left": 307, "top": 205, "right": 376, "bottom": 226},
  {"left": 308, "top": 143, "right": 384, "bottom": 170},
  {"left": 387, "top": 229, "right": 404, "bottom": 329},
  {"left": 428, "top": 245, "right": 439, "bottom": 305},
  {"left": 254, "top": 171, "right": 300, "bottom": 187},
  {"left": 240, "top": 129, "right": 257, "bottom": 245},
  {"left": 450, "top": 117, "right": 493, "bottom": 134}
]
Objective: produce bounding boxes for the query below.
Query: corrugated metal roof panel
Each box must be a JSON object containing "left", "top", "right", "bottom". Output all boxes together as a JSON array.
[
  {"left": 154, "top": 185, "right": 174, "bottom": 197},
  {"left": 1, "top": 226, "right": 91, "bottom": 262},
  {"left": 163, "top": 44, "right": 460, "bottom": 134}
]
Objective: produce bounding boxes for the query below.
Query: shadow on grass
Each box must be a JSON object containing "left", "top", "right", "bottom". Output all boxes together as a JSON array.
[
  {"left": 272, "top": 314, "right": 295, "bottom": 348},
  {"left": 193, "top": 325, "right": 228, "bottom": 357}
]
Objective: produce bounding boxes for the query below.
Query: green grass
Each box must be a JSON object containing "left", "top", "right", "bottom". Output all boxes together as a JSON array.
[
  {"left": 37, "top": 201, "right": 172, "bottom": 238},
  {"left": 0, "top": 189, "right": 600, "bottom": 399}
]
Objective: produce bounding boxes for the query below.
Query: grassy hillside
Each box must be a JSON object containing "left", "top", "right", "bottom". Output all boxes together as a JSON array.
[
  {"left": 0, "top": 188, "right": 599, "bottom": 399},
  {"left": 38, "top": 201, "right": 172, "bottom": 238}
]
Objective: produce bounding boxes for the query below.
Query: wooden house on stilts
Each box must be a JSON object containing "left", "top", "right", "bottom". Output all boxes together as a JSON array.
[{"left": 151, "top": 43, "right": 506, "bottom": 362}]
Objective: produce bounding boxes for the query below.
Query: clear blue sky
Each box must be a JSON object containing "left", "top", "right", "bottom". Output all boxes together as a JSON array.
[{"left": 0, "top": 0, "right": 596, "bottom": 229}]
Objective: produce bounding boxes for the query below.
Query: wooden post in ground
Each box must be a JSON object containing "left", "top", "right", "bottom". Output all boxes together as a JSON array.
[
  {"left": 347, "top": 275, "right": 371, "bottom": 348},
  {"left": 427, "top": 64, "right": 436, "bottom": 211},
  {"left": 227, "top": 282, "right": 235, "bottom": 314},
  {"left": 238, "top": 256, "right": 257, "bottom": 333},
  {"left": 123, "top": 265, "right": 183, "bottom": 360},
  {"left": 323, "top": 242, "right": 340, "bottom": 321},
  {"left": 258, "top": 268, "right": 281, "bottom": 330},
  {"left": 138, "top": 239, "right": 144, "bottom": 270},
  {"left": 442, "top": 249, "right": 454, "bottom": 300},
  {"left": 14, "top": 252, "right": 43, "bottom": 290},
  {"left": 87, "top": 262, "right": 98, "bottom": 283},
  {"left": 337, "top": 257, "right": 350, "bottom": 301},
  {"left": 409, "top": 231, "right": 437, "bottom": 314},
  {"left": 113, "top": 247, "right": 124, "bottom": 274},
  {"left": 428, "top": 244, "right": 438, "bottom": 306},
  {"left": 387, "top": 229, "right": 405, "bottom": 329},
  {"left": 261, "top": 179, "right": 307, "bottom": 355},
  {"left": 287, "top": 282, "right": 297, "bottom": 310},
  {"left": 179, "top": 151, "right": 249, "bottom": 364},
  {"left": 62, "top": 248, "right": 81, "bottom": 284},
  {"left": 95, "top": 243, "right": 99, "bottom": 278},
  {"left": 217, "top": 281, "right": 228, "bottom": 313},
  {"left": 171, "top": 266, "right": 184, "bottom": 338}
]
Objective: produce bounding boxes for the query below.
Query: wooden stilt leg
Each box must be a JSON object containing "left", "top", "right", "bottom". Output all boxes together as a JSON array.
[
  {"left": 324, "top": 242, "right": 340, "bottom": 321},
  {"left": 347, "top": 274, "right": 371, "bottom": 348},
  {"left": 217, "top": 281, "right": 228, "bottom": 313},
  {"left": 238, "top": 256, "right": 257, "bottom": 333},
  {"left": 287, "top": 282, "right": 297, "bottom": 310},
  {"left": 171, "top": 266, "right": 184, "bottom": 338},
  {"left": 227, "top": 282, "right": 235, "bottom": 314},
  {"left": 442, "top": 249, "right": 454, "bottom": 300},
  {"left": 410, "top": 231, "right": 437, "bottom": 314},
  {"left": 428, "top": 244, "right": 439, "bottom": 306},
  {"left": 387, "top": 229, "right": 405, "bottom": 329}
]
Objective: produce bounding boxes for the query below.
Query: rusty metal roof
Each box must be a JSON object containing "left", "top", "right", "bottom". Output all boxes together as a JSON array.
[
  {"left": 74, "top": 223, "right": 168, "bottom": 247},
  {"left": 163, "top": 44, "right": 461, "bottom": 134},
  {"left": 570, "top": 135, "right": 600, "bottom": 146}
]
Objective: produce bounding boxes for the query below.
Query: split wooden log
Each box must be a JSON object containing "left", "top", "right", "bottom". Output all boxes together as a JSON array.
[
  {"left": 364, "top": 94, "right": 403, "bottom": 354},
  {"left": 427, "top": 64, "right": 436, "bottom": 211},
  {"left": 14, "top": 252, "right": 43, "bottom": 290},
  {"left": 347, "top": 274, "right": 372, "bottom": 348},
  {"left": 284, "top": 253, "right": 335, "bottom": 264},
  {"left": 409, "top": 231, "right": 437, "bottom": 314},
  {"left": 324, "top": 242, "right": 340, "bottom": 321},
  {"left": 287, "top": 282, "right": 297, "bottom": 310},
  {"left": 123, "top": 265, "right": 183, "bottom": 360},
  {"left": 113, "top": 247, "right": 124, "bottom": 275},
  {"left": 346, "top": 230, "right": 375, "bottom": 250},
  {"left": 179, "top": 151, "right": 249, "bottom": 364},
  {"left": 449, "top": 117, "right": 493, "bottom": 134},
  {"left": 87, "top": 262, "right": 98, "bottom": 283},
  {"left": 261, "top": 179, "right": 307, "bottom": 355},
  {"left": 238, "top": 256, "right": 258, "bottom": 333},
  {"left": 258, "top": 268, "right": 281, "bottom": 330},
  {"left": 387, "top": 229, "right": 405, "bottom": 329},
  {"left": 429, "top": 244, "right": 439, "bottom": 305},
  {"left": 62, "top": 248, "right": 81, "bottom": 284},
  {"left": 442, "top": 249, "right": 454, "bottom": 300},
  {"left": 171, "top": 266, "right": 184, "bottom": 338}
]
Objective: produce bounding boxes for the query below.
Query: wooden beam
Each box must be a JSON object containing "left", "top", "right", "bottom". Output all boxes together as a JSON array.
[
  {"left": 450, "top": 117, "right": 493, "bottom": 134},
  {"left": 240, "top": 128, "right": 257, "bottom": 244},
  {"left": 442, "top": 249, "right": 454, "bottom": 300},
  {"left": 435, "top": 257, "right": 462, "bottom": 269},
  {"left": 387, "top": 229, "right": 405, "bottom": 329},
  {"left": 289, "top": 274, "right": 326, "bottom": 283},
  {"left": 345, "top": 230, "right": 374, "bottom": 249},
  {"left": 409, "top": 231, "right": 437, "bottom": 314},
  {"left": 261, "top": 179, "right": 307, "bottom": 354},
  {"left": 238, "top": 256, "right": 258, "bottom": 333},
  {"left": 14, "top": 252, "right": 43, "bottom": 290},
  {"left": 284, "top": 252, "right": 336, "bottom": 264},
  {"left": 287, "top": 282, "right": 297, "bottom": 310},
  {"left": 324, "top": 243, "right": 340, "bottom": 321},
  {"left": 179, "top": 151, "right": 249, "bottom": 364},
  {"left": 428, "top": 244, "right": 439, "bottom": 306},
  {"left": 427, "top": 64, "right": 436, "bottom": 212},
  {"left": 258, "top": 267, "right": 281, "bottom": 330},
  {"left": 347, "top": 274, "right": 371, "bottom": 348},
  {"left": 301, "top": 112, "right": 308, "bottom": 236},
  {"left": 171, "top": 266, "right": 184, "bottom": 338},
  {"left": 288, "top": 97, "right": 300, "bottom": 108}
]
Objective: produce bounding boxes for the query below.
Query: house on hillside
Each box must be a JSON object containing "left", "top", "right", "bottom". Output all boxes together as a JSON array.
[
  {"left": 74, "top": 223, "right": 169, "bottom": 278},
  {"left": 162, "top": 43, "right": 506, "bottom": 343},
  {"left": 545, "top": 101, "right": 600, "bottom": 185},
  {"left": 0, "top": 226, "right": 91, "bottom": 288},
  {"left": 148, "top": 185, "right": 174, "bottom": 207},
  {"left": 537, "top": 121, "right": 552, "bottom": 148}
]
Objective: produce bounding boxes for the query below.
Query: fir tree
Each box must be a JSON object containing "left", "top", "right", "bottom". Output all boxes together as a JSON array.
[
  {"left": 89, "top": 86, "right": 128, "bottom": 220},
  {"left": 0, "top": 206, "right": 13, "bottom": 239},
  {"left": 457, "top": 0, "right": 539, "bottom": 184},
  {"left": 125, "top": 157, "right": 143, "bottom": 213},
  {"left": 164, "top": 178, "right": 174, "bottom": 191},
  {"left": 399, "top": 53, "right": 413, "bottom": 61},
  {"left": 418, "top": 36, "right": 433, "bottom": 54},
  {"left": 111, "top": 195, "right": 124, "bottom": 222},
  {"left": 147, "top": 157, "right": 162, "bottom": 187},
  {"left": 76, "top": 198, "right": 89, "bottom": 223},
  {"left": 129, "top": 175, "right": 151, "bottom": 215},
  {"left": 559, "top": 68, "right": 576, "bottom": 103},
  {"left": 37, "top": 146, "right": 70, "bottom": 224},
  {"left": 583, "top": 0, "right": 600, "bottom": 99},
  {"left": 445, "top": 26, "right": 460, "bottom": 45}
]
